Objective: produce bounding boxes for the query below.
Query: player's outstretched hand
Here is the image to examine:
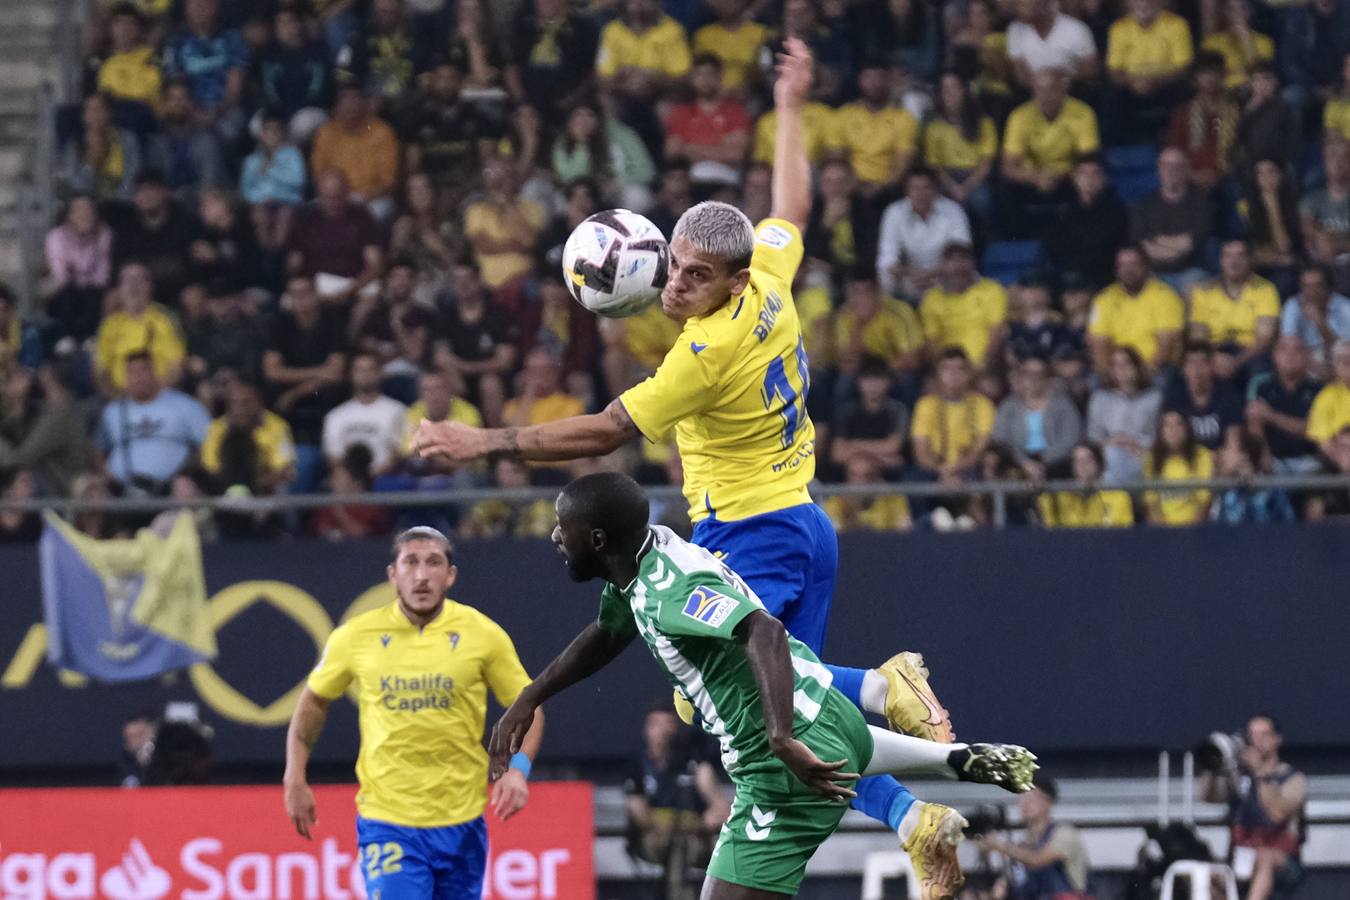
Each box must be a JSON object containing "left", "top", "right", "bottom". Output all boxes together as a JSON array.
[
  {"left": 771, "top": 737, "right": 858, "bottom": 802},
  {"left": 284, "top": 779, "right": 318, "bottom": 840},
  {"left": 489, "top": 697, "right": 537, "bottom": 781},
  {"left": 490, "top": 768, "right": 530, "bottom": 821},
  {"left": 774, "top": 37, "right": 813, "bottom": 110},
  {"left": 412, "top": 418, "right": 489, "bottom": 462}
]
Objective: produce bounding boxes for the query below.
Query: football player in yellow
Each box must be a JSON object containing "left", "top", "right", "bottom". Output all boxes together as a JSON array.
[
  {"left": 415, "top": 41, "right": 969, "bottom": 898},
  {"left": 283, "top": 527, "right": 544, "bottom": 900}
]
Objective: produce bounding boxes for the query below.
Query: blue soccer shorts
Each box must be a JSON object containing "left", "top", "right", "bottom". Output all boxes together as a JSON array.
[
  {"left": 356, "top": 815, "right": 487, "bottom": 900},
  {"left": 691, "top": 502, "right": 838, "bottom": 654}
]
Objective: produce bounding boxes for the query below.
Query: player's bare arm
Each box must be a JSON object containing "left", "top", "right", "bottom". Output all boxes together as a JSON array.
[
  {"left": 282, "top": 687, "right": 332, "bottom": 840},
  {"left": 488, "top": 622, "right": 636, "bottom": 776},
  {"left": 489, "top": 707, "right": 546, "bottom": 820},
  {"left": 738, "top": 610, "right": 858, "bottom": 801},
  {"left": 414, "top": 398, "right": 640, "bottom": 463},
  {"left": 770, "top": 38, "right": 814, "bottom": 231}
]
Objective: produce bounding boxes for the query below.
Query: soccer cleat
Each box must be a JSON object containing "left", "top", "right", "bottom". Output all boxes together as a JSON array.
[
  {"left": 947, "top": 743, "right": 1038, "bottom": 794},
  {"left": 878, "top": 652, "right": 955, "bottom": 743},
  {"left": 673, "top": 689, "right": 695, "bottom": 725},
  {"left": 900, "top": 802, "right": 967, "bottom": 900}
]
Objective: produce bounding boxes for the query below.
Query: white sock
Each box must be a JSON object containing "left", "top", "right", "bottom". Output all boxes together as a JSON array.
[
  {"left": 863, "top": 725, "right": 968, "bottom": 778},
  {"left": 860, "top": 669, "right": 889, "bottom": 715},
  {"left": 896, "top": 800, "right": 926, "bottom": 843}
]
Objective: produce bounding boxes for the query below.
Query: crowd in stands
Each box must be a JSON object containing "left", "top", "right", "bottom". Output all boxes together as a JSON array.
[{"left": 2, "top": 0, "right": 1350, "bottom": 540}]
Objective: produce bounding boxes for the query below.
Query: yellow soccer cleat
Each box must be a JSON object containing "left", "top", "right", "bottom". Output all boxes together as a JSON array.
[
  {"left": 900, "top": 802, "right": 967, "bottom": 900},
  {"left": 878, "top": 651, "right": 955, "bottom": 743},
  {"left": 673, "top": 689, "right": 695, "bottom": 725}
]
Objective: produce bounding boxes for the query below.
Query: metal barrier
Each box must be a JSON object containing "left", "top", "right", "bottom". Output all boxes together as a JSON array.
[{"left": 2, "top": 474, "right": 1348, "bottom": 528}]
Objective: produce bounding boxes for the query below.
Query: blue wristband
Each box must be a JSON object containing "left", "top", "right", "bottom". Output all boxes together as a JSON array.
[{"left": 510, "top": 752, "right": 532, "bottom": 780}]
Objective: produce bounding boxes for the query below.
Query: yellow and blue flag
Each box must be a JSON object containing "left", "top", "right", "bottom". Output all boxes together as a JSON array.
[{"left": 40, "top": 512, "right": 216, "bottom": 681}]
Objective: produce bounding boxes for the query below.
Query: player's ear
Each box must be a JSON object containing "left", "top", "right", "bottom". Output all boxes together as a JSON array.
[
  {"left": 590, "top": 528, "right": 606, "bottom": 552},
  {"left": 730, "top": 267, "right": 751, "bottom": 297},
  {"left": 386, "top": 563, "right": 396, "bottom": 583},
  {"left": 445, "top": 564, "right": 459, "bottom": 589}
]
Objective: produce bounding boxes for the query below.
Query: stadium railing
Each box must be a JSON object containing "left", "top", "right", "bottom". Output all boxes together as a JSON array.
[{"left": 3, "top": 474, "right": 1349, "bottom": 528}]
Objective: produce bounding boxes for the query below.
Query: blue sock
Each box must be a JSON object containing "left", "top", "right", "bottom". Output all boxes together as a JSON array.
[
  {"left": 826, "top": 664, "right": 868, "bottom": 708},
  {"left": 851, "top": 775, "right": 917, "bottom": 831}
]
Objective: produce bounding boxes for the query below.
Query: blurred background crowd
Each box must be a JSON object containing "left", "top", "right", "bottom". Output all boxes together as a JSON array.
[{"left": 3, "top": 0, "right": 1350, "bottom": 540}]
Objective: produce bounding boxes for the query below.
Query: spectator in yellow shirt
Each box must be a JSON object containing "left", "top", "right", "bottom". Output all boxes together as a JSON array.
[
  {"left": 1201, "top": 0, "right": 1274, "bottom": 89},
  {"left": 1188, "top": 240, "right": 1280, "bottom": 371},
  {"left": 309, "top": 85, "right": 401, "bottom": 222},
  {"left": 94, "top": 262, "right": 186, "bottom": 394},
  {"left": 503, "top": 346, "right": 585, "bottom": 428},
  {"left": 692, "top": 0, "right": 768, "bottom": 95},
  {"left": 463, "top": 157, "right": 546, "bottom": 291},
  {"left": 1306, "top": 340, "right": 1350, "bottom": 456},
  {"left": 98, "top": 5, "right": 162, "bottom": 113},
  {"left": 919, "top": 242, "right": 1009, "bottom": 372},
  {"left": 1000, "top": 67, "right": 1099, "bottom": 237},
  {"left": 1105, "top": 0, "right": 1193, "bottom": 143},
  {"left": 1323, "top": 54, "right": 1350, "bottom": 143},
  {"left": 200, "top": 377, "right": 297, "bottom": 493},
  {"left": 398, "top": 370, "right": 483, "bottom": 480},
  {"left": 925, "top": 72, "right": 998, "bottom": 225},
  {"left": 596, "top": 0, "right": 691, "bottom": 101},
  {"left": 823, "top": 452, "right": 912, "bottom": 533},
  {"left": 1088, "top": 246, "right": 1184, "bottom": 380},
  {"left": 911, "top": 348, "right": 996, "bottom": 480},
  {"left": 1145, "top": 410, "right": 1213, "bottom": 526},
  {"left": 828, "top": 65, "right": 919, "bottom": 196},
  {"left": 751, "top": 101, "right": 835, "bottom": 167},
  {"left": 831, "top": 275, "right": 926, "bottom": 404},
  {"left": 461, "top": 455, "right": 556, "bottom": 538},
  {"left": 1038, "top": 442, "right": 1135, "bottom": 528}
]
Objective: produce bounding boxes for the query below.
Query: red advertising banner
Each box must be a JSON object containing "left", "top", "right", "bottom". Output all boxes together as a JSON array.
[{"left": 0, "top": 783, "right": 594, "bottom": 899}]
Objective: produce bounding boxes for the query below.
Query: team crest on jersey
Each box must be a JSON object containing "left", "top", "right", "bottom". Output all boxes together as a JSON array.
[
  {"left": 380, "top": 634, "right": 391, "bottom": 648},
  {"left": 448, "top": 632, "right": 460, "bottom": 650},
  {"left": 683, "top": 586, "right": 739, "bottom": 628},
  {"left": 756, "top": 225, "right": 793, "bottom": 249}
]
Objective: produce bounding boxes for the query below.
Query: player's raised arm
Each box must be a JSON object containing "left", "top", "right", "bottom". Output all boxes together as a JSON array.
[
  {"left": 770, "top": 38, "right": 814, "bottom": 231},
  {"left": 414, "top": 398, "right": 640, "bottom": 463}
]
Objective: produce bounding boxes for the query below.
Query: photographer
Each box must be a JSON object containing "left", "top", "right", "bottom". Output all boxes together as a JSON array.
[
  {"left": 976, "top": 777, "right": 1091, "bottom": 899},
  {"left": 624, "top": 704, "right": 730, "bottom": 900},
  {"left": 1199, "top": 715, "right": 1307, "bottom": 900}
]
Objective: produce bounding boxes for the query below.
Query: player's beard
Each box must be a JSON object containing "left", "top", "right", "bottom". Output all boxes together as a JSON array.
[{"left": 562, "top": 552, "right": 603, "bottom": 583}]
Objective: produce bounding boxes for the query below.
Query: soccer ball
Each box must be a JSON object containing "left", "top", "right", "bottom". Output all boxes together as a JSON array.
[{"left": 561, "top": 209, "right": 670, "bottom": 318}]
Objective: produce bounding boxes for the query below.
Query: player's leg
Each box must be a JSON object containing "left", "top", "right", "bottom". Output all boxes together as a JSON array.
[
  {"left": 699, "top": 876, "right": 791, "bottom": 899},
  {"left": 428, "top": 817, "right": 489, "bottom": 900},
  {"left": 355, "top": 817, "right": 435, "bottom": 900},
  {"left": 864, "top": 725, "right": 1037, "bottom": 792}
]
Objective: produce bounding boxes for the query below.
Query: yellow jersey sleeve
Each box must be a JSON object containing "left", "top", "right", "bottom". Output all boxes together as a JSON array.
[
  {"left": 200, "top": 419, "right": 226, "bottom": 473},
  {"left": 1307, "top": 384, "right": 1350, "bottom": 443},
  {"left": 1325, "top": 100, "right": 1350, "bottom": 142},
  {"left": 975, "top": 395, "right": 996, "bottom": 437},
  {"left": 1252, "top": 281, "right": 1281, "bottom": 320},
  {"left": 751, "top": 111, "right": 775, "bottom": 164},
  {"left": 1150, "top": 283, "right": 1185, "bottom": 331},
  {"left": 1163, "top": 15, "right": 1194, "bottom": 71},
  {"left": 1070, "top": 103, "right": 1101, "bottom": 155},
  {"left": 1001, "top": 106, "right": 1031, "bottom": 159},
  {"left": 261, "top": 414, "right": 296, "bottom": 472},
  {"left": 482, "top": 619, "right": 532, "bottom": 707},
  {"left": 308, "top": 623, "right": 354, "bottom": 700},
  {"left": 1106, "top": 19, "right": 1132, "bottom": 71},
  {"left": 621, "top": 324, "right": 720, "bottom": 442},
  {"left": 595, "top": 21, "right": 624, "bottom": 77},
  {"left": 660, "top": 19, "right": 692, "bottom": 78},
  {"left": 750, "top": 218, "right": 804, "bottom": 285},
  {"left": 910, "top": 395, "right": 939, "bottom": 446}
]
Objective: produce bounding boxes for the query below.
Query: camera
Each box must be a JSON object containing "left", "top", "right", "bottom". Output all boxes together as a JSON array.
[
  {"left": 1193, "top": 730, "right": 1245, "bottom": 775},
  {"left": 963, "top": 803, "right": 1009, "bottom": 838}
]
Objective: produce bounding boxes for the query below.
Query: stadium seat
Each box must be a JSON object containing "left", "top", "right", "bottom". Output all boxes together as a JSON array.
[
  {"left": 1106, "top": 145, "right": 1160, "bottom": 204},
  {"left": 982, "top": 240, "right": 1044, "bottom": 285},
  {"left": 1159, "top": 860, "right": 1239, "bottom": 900},
  {"left": 861, "top": 851, "right": 921, "bottom": 900}
]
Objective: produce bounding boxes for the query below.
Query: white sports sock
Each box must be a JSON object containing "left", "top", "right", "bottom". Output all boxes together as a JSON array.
[
  {"left": 860, "top": 669, "right": 888, "bottom": 715},
  {"left": 896, "top": 800, "right": 926, "bottom": 843},
  {"left": 863, "top": 725, "right": 968, "bottom": 778}
]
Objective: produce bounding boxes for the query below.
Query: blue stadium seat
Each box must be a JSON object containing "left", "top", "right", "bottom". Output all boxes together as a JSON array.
[
  {"left": 982, "top": 240, "right": 1044, "bottom": 285},
  {"left": 1106, "top": 145, "right": 1160, "bottom": 204}
]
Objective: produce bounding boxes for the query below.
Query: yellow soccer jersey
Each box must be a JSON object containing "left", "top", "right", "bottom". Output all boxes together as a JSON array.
[
  {"left": 1188, "top": 277, "right": 1280, "bottom": 348},
  {"left": 923, "top": 117, "right": 999, "bottom": 173},
  {"left": 1325, "top": 99, "right": 1350, "bottom": 143},
  {"left": 1038, "top": 490, "right": 1134, "bottom": 528},
  {"left": 1088, "top": 278, "right": 1185, "bottom": 367},
  {"left": 692, "top": 20, "right": 769, "bottom": 90},
  {"left": 828, "top": 104, "right": 919, "bottom": 186},
  {"left": 1201, "top": 31, "right": 1274, "bottom": 88},
  {"left": 751, "top": 103, "right": 834, "bottom": 165},
  {"left": 1002, "top": 98, "right": 1100, "bottom": 175},
  {"left": 1146, "top": 449, "right": 1213, "bottom": 526},
  {"left": 596, "top": 15, "right": 692, "bottom": 79},
  {"left": 1107, "top": 12, "right": 1193, "bottom": 78},
  {"left": 308, "top": 600, "right": 531, "bottom": 828},
  {"left": 622, "top": 219, "right": 814, "bottom": 523}
]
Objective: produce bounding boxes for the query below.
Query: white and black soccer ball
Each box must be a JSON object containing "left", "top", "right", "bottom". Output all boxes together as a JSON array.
[{"left": 561, "top": 209, "right": 670, "bottom": 318}]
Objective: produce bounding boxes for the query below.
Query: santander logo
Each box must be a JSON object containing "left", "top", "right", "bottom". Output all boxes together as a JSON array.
[{"left": 100, "top": 841, "right": 171, "bottom": 900}]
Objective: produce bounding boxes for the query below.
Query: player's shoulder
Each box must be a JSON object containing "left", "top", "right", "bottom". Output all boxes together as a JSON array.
[
  {"left": 335, "top": 602, "right": 398, "bottom": 636},
  {"left": 449, "top": 601, "right": 514, "bottom": 643}
]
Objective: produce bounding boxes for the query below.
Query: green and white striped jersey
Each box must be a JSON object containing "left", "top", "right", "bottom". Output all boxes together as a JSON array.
[{"left": 596, "top": 526, "right": 835, "bottom": 776}]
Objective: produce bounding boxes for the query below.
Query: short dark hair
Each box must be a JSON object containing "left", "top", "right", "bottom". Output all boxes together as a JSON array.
[
  {"left": 558, "top": 472, "right": 650, "bottom": 549},
  {"left": 390, "top": 526, "right": 454, "bottom": 564},
  {"left": 1301, "top": 263, "right": 1334, "bottom": 287},
  {"left": 905, "top": 166, "right": 937, "bottom": 186},
  {"left": 941, "top": 241, "right": 975, "bottom": 260},
  {"left": 1035, "top": 775, "right": 1059, "bottom": 802},
  {"left": 857, "top": 355, "right": 890, "bottom": 380},
  {"left": 1184, "top": 341, "right": 1215, "bottom": 360}
]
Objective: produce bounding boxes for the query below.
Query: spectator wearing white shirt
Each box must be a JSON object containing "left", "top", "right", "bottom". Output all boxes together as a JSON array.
[
  {"left": 322, "top": 351, "right": 408, "bottom": 477},
  {"left": 1007, "top": 0, "right": 1099, "bottom": 88},
  {"left": 1281, "top": 265, "right": 1350, "bottom": 381},
  {"left": 877, "top": 168, "right": 972, "bottom": 300}
]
